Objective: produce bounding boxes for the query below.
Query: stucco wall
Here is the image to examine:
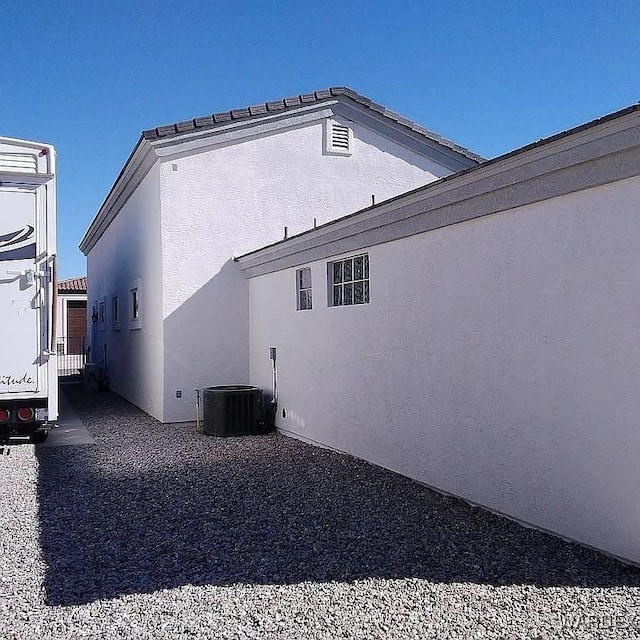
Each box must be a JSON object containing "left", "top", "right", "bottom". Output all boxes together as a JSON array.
[
  {"left": 86, "top": 164, "right": 164, "bottom": 419},
  {"left": 247, "top": 174, "right": 640, "bottom": 563},
  {"left": 160, "top": 118, "right": 453, "bottom": 422}
]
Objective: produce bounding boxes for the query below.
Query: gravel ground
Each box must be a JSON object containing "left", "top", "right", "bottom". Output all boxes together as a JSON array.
[{"left": 1, "top": 386, "right": 639, "bottom": 639}]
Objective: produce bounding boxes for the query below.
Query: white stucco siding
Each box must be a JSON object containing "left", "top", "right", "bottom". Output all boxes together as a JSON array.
[
  {"left": 160, "top": 119, "right": 451, "bottom": 422},
  {"left": 248, "top": 174, "right": 640, "bottom": 563},
  {"left": 86, "top": 165, "right": 164, "bottom": 419}
]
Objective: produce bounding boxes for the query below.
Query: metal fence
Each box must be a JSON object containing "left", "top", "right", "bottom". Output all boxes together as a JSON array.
[{"left": 56, "top": 336, "right": 87, "bottom": 378}]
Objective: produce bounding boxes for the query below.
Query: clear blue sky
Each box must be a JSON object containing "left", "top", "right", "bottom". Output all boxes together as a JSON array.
[{"left": 1, "top": 1, "right": 638, "bottom": 279}]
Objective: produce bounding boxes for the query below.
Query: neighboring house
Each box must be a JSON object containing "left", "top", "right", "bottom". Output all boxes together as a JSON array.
[
  {"left": 56, "top": 276, "right": 87, "bottom": 376},
  {"left": 79, "top": 87, "right": 481, "bottom": 423}
]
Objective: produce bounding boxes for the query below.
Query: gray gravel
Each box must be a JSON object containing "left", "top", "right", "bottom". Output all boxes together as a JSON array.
[{"left": 1, "top": 385, "right": 639, "bottom": 639}]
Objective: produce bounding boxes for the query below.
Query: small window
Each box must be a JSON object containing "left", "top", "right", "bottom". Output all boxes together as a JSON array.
[
  {"left": 130, "top": 288, "right": 139, "bottom": 320},
  {"left": 296, "top": 267, "right": 312, "bottom": 310},
  {"left": 112, "top": 295, "right": 120, "bottom": 330},
  {"left": 128, "top": 278, "right": 142, "bottom": 329},
  {"left": 328, "top": 254, "right": 370, "bottom": 306},
  {"left": 98, "top": 297, "right": 107, "bottom": 332}
]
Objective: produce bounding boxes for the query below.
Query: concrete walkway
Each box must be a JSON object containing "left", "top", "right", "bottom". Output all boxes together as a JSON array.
[{"left": 39, "top": 386, "right": 95, "bottom": 447}]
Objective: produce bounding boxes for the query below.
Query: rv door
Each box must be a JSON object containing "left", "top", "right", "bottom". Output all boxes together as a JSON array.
[{"left": 0, "top": 188, "right": 42, "bottom": 393}]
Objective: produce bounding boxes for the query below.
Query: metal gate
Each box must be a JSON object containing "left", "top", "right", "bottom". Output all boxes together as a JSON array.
[{"left": 56, "top": 336, "right": 86, "bottom": 378}]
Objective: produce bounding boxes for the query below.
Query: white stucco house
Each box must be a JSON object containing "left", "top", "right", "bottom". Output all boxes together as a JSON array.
[
  {"left": 79, "top": 87, "right": 481, "bottom": 423},
  {"left": 238, "top": 102, "right": 640, "bottom": 565},
  {"left": 81, "top": 88, "right": 640, "bottom": 565}
]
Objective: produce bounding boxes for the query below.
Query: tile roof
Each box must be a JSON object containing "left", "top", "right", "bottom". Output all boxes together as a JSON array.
[
  {"left": 58, "top": 276, "right": 87, "bottom": 294},
  {"left": 141, "top": 86, "right": 483, "bottom": 162}
]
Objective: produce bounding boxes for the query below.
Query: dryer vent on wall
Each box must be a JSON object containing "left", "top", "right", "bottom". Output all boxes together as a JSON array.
[{"left": 202, "top": 385, "right": 264, "bottom": 436}]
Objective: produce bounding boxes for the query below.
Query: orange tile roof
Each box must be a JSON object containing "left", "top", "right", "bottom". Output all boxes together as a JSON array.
[{"left": 58, "top": 276, "right": 87, "bottom": 294}]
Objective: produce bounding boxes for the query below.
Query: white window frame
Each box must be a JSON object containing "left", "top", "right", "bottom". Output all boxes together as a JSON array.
[
  {"left": 296, "top": 267, "right": 313, "bottom": 311},
  {"left": 327, "top": 253, "right": 370, "bottom": 307}
]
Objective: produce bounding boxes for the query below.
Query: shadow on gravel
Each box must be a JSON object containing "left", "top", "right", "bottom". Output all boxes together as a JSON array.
[{"left": 37, "top": 386, "right": 640, "bottom": 606}]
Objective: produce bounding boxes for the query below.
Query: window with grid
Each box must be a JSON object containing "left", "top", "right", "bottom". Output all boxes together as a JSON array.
[
  {"left": 328, "top": 254, "right": 369, "bottom": 306},
  {"left": 296, "top": 267, "right": 312, "bottom": 310}
]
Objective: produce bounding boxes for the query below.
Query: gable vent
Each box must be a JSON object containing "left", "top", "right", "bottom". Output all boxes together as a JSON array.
[
  {"left": 331, "top": 124, "right": 350, "bottom": 151},
  {"left": 0, "top": 153, "right": 37, "bottom": 174}
]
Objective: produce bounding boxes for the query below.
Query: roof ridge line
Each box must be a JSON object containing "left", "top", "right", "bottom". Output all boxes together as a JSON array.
[{"left": 141, "top": 87, "right": 483, "bottom": 162}]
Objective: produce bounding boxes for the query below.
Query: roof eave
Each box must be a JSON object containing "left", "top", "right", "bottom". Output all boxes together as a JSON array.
[
  {"left": 79, "top": 136, "right": 154, "bottom": 255},
  {"left": 141, "top": 87, "right": 484, "bottom": 164},
  {"left": 235, "top": 103, "right": 640, "bottom": 273}
]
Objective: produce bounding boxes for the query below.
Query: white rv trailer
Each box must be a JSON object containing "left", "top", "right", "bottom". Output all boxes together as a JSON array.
[{"left": 0, "top": 137, "right": 57, "bottom": 444}]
